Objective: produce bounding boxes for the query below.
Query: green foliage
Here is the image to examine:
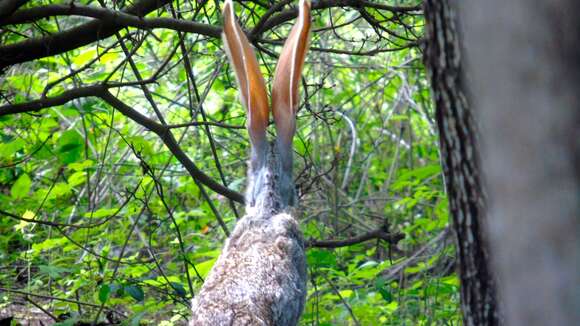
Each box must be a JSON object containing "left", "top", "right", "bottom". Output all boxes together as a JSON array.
[
  {"left": 10, "top": 173, "right": 31, "bottom": 199},
  {"left": 55, "top": 130, "right": 84, "bottom": 164},
  {"left": 0, "top": 0, "right": 459, "bottom": 325}
]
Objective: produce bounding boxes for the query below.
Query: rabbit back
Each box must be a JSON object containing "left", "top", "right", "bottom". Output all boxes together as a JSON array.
[{"left": 190, "top": 213, "right": 307, "bottom": 326}]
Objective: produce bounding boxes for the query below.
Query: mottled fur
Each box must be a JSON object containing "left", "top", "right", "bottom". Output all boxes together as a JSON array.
[
  {"left": 189, "top": 213, "right": 306, "bottom": 325},
  {"left": 190, "top": 144, "right": 307, "bottom": 325}
]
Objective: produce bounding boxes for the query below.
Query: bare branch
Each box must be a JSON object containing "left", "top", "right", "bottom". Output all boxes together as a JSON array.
[
  {"left": 252, "top": 0, "right": 422, "bottom": 37},
  {"left": 1, "top": 4, "right": 220, "bottom": 37},
  {"left": 0, "top": 3, "right": 221, "bottom": 37},
  {"left": 307, "top": 227, "right": 404, "bottom": 248},
  {"left": 100, "top": 90, "right": 245, "bottom": 203},
  {"left": 0, "top": 0, "right": 172, "bottom": 70},
  {"left": 0, "top": 85, "right": 107, "bottom": 116},
  {"left": 0, "top": 0, "right": 421, "bottom": 70},
  {"left": 0, "top": 0, "right": 29, "bottom": 20}
]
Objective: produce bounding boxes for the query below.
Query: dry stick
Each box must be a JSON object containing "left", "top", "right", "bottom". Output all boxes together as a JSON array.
[
  {"left": 41, "top": 33, "right": 134, "bottom": 97},
  {"left": 250, "top": 0, "right": 293, "bottom": 37},
  {"left": 98, "top": 90, "right": 232, "bottom": 283},
  {"left": 161, "top": 52, "right": 235, "bottom": 233},
  {"left": 112, "top": 31, "right": 167, "bottom": 124},
  {"left": 139, "top": 48, "right": 234, "bottom": 234},
  {"left": 358, "top": 7, "right": 415, "bottom": 43},
  {"left": 102, "top": 34, "right": 151, "bottom": 85},
  {"left": 87, "top": 122, "right": 199, "bottom": 323},
  {"left": 335, "top": 111, "right": 357, "bottom": 190},
  {"left": 123, "top": 103, "right": 208, "bottom": 280},
  {"left": 314, "top": 14, "right": 362, "bottom": 33},
  {"left": 309, "top": 42, "right": 419, "bottom": 56},
  {"left": 87, "top": 37, "right": 174, "bottom": 215},
  {"left": 100, "top": 89, "right": 245, "bottom": 203},
  {"left": 53, "top": 222, "right": 151, "bottom": 264}
]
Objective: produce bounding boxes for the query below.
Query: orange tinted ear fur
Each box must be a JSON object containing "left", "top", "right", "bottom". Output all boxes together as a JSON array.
[
  {"left": 271, "top": 0, "right": 312, "bottom": 150},
  {"left": 222, "top": 0, "right": 269, "bottom": 148}
]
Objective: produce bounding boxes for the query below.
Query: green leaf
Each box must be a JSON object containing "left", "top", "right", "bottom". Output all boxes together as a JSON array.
[
  {"left": 67, "top": 171, "right": 86, "bottom": 187},
  {"left": 73, "top": 48, "right": 97, "bottom": 67},
  {"left": 68, "top": 159, "right": 94, "bottom": 171},
  {"left": 441, "top": 275, "right": 460, "bottom": 287},
  {"left": 196, "top": 258, "right": 217, "bottom": 278},
  {"left": 398, "top": 165, "right": 442, "bottom": 183},
  {"left": 99, "top": 284, "right": 111, "bottom": 303},
  {"left": 170, "top": 282, "right": 187, "bottom": 298},
  {"left": 39, "top": 265, "right": 70, "bottom": 278},
  {"left": 127, "top": 135, "right": 153, "bottom": 156},
  {"left": 56, "top": 130, "right": 84, "bottom": 164},
  {"left": 83, "top": 207, "right": 119, "bottom": 218},
  {"left": 109, "top": 283, "right": 122, "bottom": 295},
  {"left": 375, "top": 277, "right": 392, "bottom": 302},
  {"left": 378, "top": 288, "right": 393, "bottom": 302},
  {"left": 124, "top": 284, "right": 144, "bottom": 302},
  {"left": 307, "top": 249, "right": 337, "bottom": 268},
  {"left": 384, "top": 300, "right": 398, "bottom": 313},
  {"left": 0, "top": 138, "right": 25, "bottom": 159},
  {"left": 11, "top": 173, "right": 31, "bottom": 199},
  {"left": 31, "top": 237, "right": 67, "bottom": 254}
]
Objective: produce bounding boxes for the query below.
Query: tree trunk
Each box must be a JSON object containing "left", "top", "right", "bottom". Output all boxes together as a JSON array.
[
  {"left": 423, "top": 1, "right": 501, "bottom": 325},
  {"left": 457, "top": 1, "right": 580, "bottom": 325}
]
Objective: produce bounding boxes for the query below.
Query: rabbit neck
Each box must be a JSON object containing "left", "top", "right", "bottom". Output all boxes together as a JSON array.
[{"left": 246, "top": 142, "right": 296, "bottom": 217}]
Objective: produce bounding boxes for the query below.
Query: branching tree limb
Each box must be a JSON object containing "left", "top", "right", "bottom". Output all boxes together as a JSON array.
[
  {"left": 307, "top": 227, "right": 404, "bottom": 248},
  {"left": 0, "top": 0, "right": 172, "bottom": 70},
  {"left": 0, "top": 0, "right": 29, "bottom": 20},
  {"left": 1, "top": 4, "right": 221, "bottom": 37},
  {"left": 252, "top": 0, "right": 421, "bottom": 38},
  {"left": 0, "top": 0, "right": 421, "bottom": 70},
  {"left": 0, "top": 86, "right": 245, "bottom": 203}
]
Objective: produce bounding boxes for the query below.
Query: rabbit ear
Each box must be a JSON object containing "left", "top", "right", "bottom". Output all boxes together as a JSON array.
[
  {"left": 222, "top": 0, "right": 269, "bottom": 158},
  {"left": 271, "top": 0, "right": 311, "bottom": 156}
]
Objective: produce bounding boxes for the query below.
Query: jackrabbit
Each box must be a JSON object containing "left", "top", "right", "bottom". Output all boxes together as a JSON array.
[{"left": 190, "top": 0, "right": 311, "bottom": 325}]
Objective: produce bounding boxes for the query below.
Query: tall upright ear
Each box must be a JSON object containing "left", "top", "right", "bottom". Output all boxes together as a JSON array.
[
  {"left": 271, "top": 0, "right": 312, "bottom": 155},
  {"left": 222, "top": 0, "right": 269, "bottom": 158}
]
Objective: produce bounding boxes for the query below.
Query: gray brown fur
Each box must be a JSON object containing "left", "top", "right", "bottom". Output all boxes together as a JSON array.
[
  {"left": 190, "top": 144, "right": 307, "bottom": 325},
  {"left": 189, "top": 212, "right": 306, "bottom": 325}
]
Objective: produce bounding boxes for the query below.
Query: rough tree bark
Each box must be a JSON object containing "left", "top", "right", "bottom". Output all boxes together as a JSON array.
[
  {"left": 423, "top": 1, "right": 500, "bottom": 325},
  {"left": 458, "top": 1, "right": 580, "bottom": 325}
]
